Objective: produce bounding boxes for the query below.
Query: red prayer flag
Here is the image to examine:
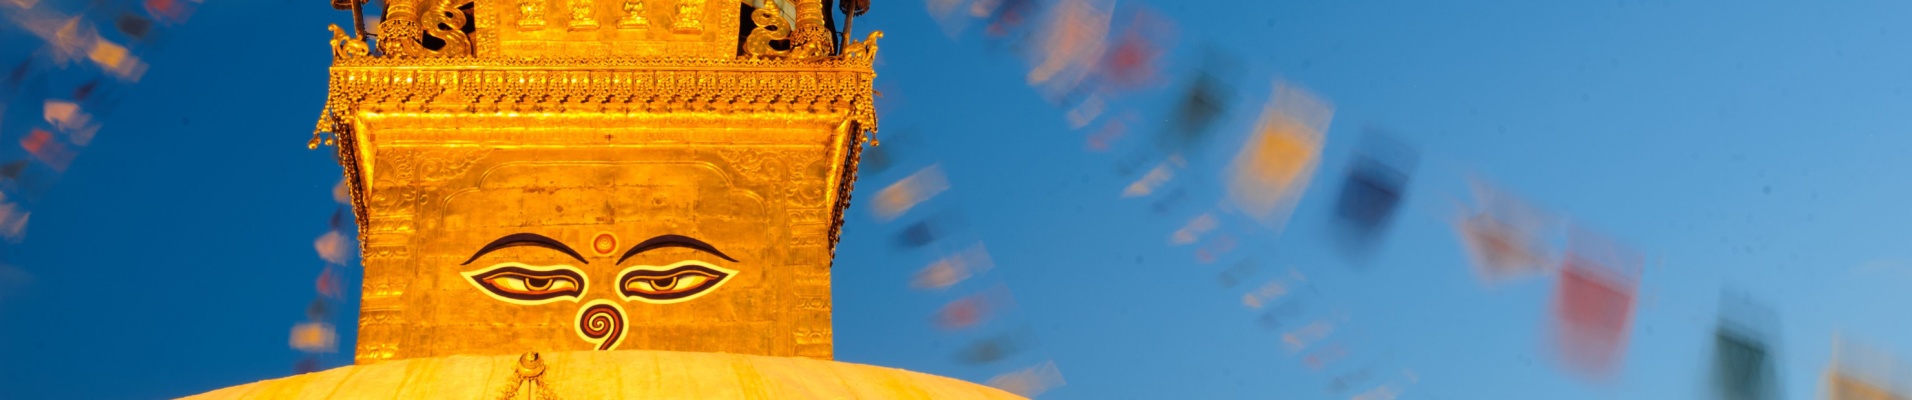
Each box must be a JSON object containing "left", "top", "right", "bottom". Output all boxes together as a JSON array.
[
  {"left": 1550, "top": 229, "right": 1641, "bottom": 380},
  {"left": 20, "top": 128, "right": 75, "bottom": 172}
]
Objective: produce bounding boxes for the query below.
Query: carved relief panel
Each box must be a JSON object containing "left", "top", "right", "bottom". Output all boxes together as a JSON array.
[
  {"left": 348, "top": 112, "right": 847, "bottom": 362},
  {"left": 477, "top": 0, "right": 740, "bottom": 57}
]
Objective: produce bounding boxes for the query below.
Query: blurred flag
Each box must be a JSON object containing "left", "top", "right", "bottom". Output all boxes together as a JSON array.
[
  {"left": 873, "top": 164, "right": 950, "bottom": 221},
  {"left": 1241, "top": 279, "right": 1290, "bottom": 309},
  {"left": 955, "top": 330, "right": 1030, "bottom": 365},
  {"left": 316, "top": 266, "right": 342, "bottom": 299},
  {"left": 87, "top": 37, "right": 146, "bottom": 82},
  {"left": 1148, "top": 186, "right": 1187, "bottom": 215},
  {"left": 1347, "top": 369, "right": 1419, "bottom": 400},
  {"left": 42, "top": 99, "right": 98, "bottom": 146},
  {"left": 894, "top": 210, "right": 964, "bottom": 250},
  {"left": 1825, "top": 336, "right": 1912, "bottom": 400},
  {"left": 332, "top": 177, "right": 352, "bottom": 205},
  {"left": 1550, "top": 229, "right": 1641, "bottom": 380},
  {"left": 986, "top": 360, "right": 1065, "bottom": 398},
  {"left": 1332, "top": 130, "right": 1416, "bottom": 255},
  {"left": 145, "top": 0, "right": 199, "bottom": 25},
  {"left": 1282, "top": 318, "right": 1337, "bottom": 353},
  {"left": 1064, "top": 93, "right": 1103, "bottom": 128},
  {"left": 1159, "top": 63, "right": 1232, "bottom": 153},
  {"left": 314, "top": 230, "right": 351, "bottom": 265},
  {"left": 925, "top": 0, "right": 972, "bottom": 37},
  {"left": 4, "top": 59, "right": 33, "bottom": 92},
  {"left": 1455, "top": 179, "right": 1556, "bottom": 285},
  {"left": 42, "top": 100, "right": 85, "bottom": 131},
  {"left": 20, "top": 128, "right": 76, "bottom": 171},
  {"left": 305, "top": 298, "right": 329, "bottom": 320},
  {"left": 1712, "top": 293, "right": 1780, "bottom": 400},
  {"left": 0, "top": 193, "right": 28, "bottom": 242},
  {"left": 1254, "top": 295, "right": 1306, "bottom": 331},
  {"left": 0, "top": 160, "right": 26, "bottom": 182},
  {"left": 1084, "top": 113, "right": 1129, "bottom": 152},
  {"left": 293, "top": 356, "right": 321, "bottom": 374},
  {"left": 1327, "top": 367, "right": 1374, "bottom": 395},
  {"left": 115, "top": 12, "right": 153, "bottom": 42},
  {"left": 1192, "top": 233, "right": 1236, "bottom": 264},
  {"left": 1215, "top": 258, "right": 1260, "bottom": 288},
  {"left": 1167, "top": 212, "right": 1216, "bottom": 245},
  {"left": 1120, "top": 156, "right": 1180, "bottom": 198},
  {"left": 71, "top": 79, "right": 99, "bottom": 103},
  {"left": 935, "top": 293, "right": 994, "bottom": 331},
  {"left": 35, "top": 15, "right": 100, "bottom": 65},
  {"left": 976, "top": 0, "right": 1039, "bottom": 39},
  {"left": 1351, "top": 378, "right": 1410, "bottom": 400},
  {"left": 1225, "top": 82, "right": 1329, "bottom": 231},
  {"left": 895, "top": 219, "right": 941, "bottom": 249},
  {"left": 911, "top": 243, "right": 994, "bottom": 290},
  {"left": 1302, "top": 342, "right": 1349, "bottom": 370},
  {"left": 1713, "top": 326, "right": 1776, "bottom": 400},
  {"left": 1023, "top": 0, "right": 1109, "bottom": 104},
  {"left": 1094, "top": 8, "right": 1170, "bottom": 91},
  {"left": 289, "top": 321, "right": 338, "bottom": 353}
]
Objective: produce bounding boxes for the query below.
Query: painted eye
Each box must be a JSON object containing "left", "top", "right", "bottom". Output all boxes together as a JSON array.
[
  {"left": 617, "top": 261, "right": 737, "bottom": 304},
  {"left": 462, "top": 264, "right": 587, "bottom": 305}
]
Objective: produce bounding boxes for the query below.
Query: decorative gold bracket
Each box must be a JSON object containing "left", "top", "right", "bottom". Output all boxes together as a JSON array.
[
  {"left": 378, "top": 0, "right": 476, "bottom": 58},
  {"left": 328, "top": 24, "right": 371, "bottom": 60},
  {"left": 744, "top": 5, "right": 791, "bottom": 58}
]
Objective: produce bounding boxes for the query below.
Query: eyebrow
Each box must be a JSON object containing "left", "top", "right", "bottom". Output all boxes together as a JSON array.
[
  {"left": 617, "top": 234, "right": 739, "bottom": 264},
  {"left": 461, "top": 233, "right": 589, "bottom": 265}
]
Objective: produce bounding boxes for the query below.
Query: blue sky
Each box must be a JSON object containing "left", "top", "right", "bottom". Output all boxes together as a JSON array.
[{"left": 3, "top": 0, "right": 1912, "bottom": 398}]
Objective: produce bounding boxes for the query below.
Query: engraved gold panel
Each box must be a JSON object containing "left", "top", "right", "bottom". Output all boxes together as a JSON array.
[
  {"left": 476, "top": 0, "right": 741, "bottom": 58},
  {"left": 315, "top": 0, "right": 881, "bottom": 367},
  {"left": 348, "top": 111, "right": 851, "bottom": 363}
]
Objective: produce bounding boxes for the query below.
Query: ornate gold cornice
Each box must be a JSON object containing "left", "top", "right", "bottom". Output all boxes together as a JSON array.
[{"left": 315, "top": 30, "right": 881, "bottom": 262}]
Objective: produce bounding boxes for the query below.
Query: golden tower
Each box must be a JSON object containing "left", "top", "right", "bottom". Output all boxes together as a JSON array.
[{"left": 187, "top": 1, "right": 1022, "bottom": 398}]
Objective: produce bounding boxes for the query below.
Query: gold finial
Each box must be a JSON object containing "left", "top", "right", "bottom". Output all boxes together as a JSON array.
[{"left": 516, "top": 352, "right": 546, "bottom": 378}]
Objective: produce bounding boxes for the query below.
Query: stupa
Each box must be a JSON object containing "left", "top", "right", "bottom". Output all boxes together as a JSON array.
[{"left": 186, "top": 0, "right": 1021, "bottom": 398}]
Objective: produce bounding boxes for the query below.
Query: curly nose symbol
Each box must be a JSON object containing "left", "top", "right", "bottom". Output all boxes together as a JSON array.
[{"left": 575, "top": 300, "right": 626, "bottom": 350}]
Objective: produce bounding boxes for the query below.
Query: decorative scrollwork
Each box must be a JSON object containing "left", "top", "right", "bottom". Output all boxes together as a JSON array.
[
  {"left": 422, "top": 0, "right": 475, "bottom": 54},
  {"left": 328, "top": 24, "right": 370, "bottom": 60},
  {"left": 376, "top": 0, "right": 475, "bottom": 58},
  {"left": 787, "top": 0, "right": 830, "bottom": 59},
  {"left": 743, "top": 5, "right": 790, "bottom": 58},
  {"left": 376, "top": 18, "right": 422, "bottom": 57}
]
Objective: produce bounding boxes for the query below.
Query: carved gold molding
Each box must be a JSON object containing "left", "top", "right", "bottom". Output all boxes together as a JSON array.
[{"left": 316, "top": 34, "right": 883, "bottom": 266}]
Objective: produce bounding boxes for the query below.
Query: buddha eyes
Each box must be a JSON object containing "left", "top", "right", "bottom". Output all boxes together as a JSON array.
[
  {"left": 462, "top": 261, "right": 738, "bottom": 305},
  {"left": 617, "top": 262, "right": 737, "bottom": 304},
  {"left": 462, "top": 264, "right": 588, "bottom": 305},
  {"left": 462, "top": 234, "right": 740, "bottom": 306}
]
